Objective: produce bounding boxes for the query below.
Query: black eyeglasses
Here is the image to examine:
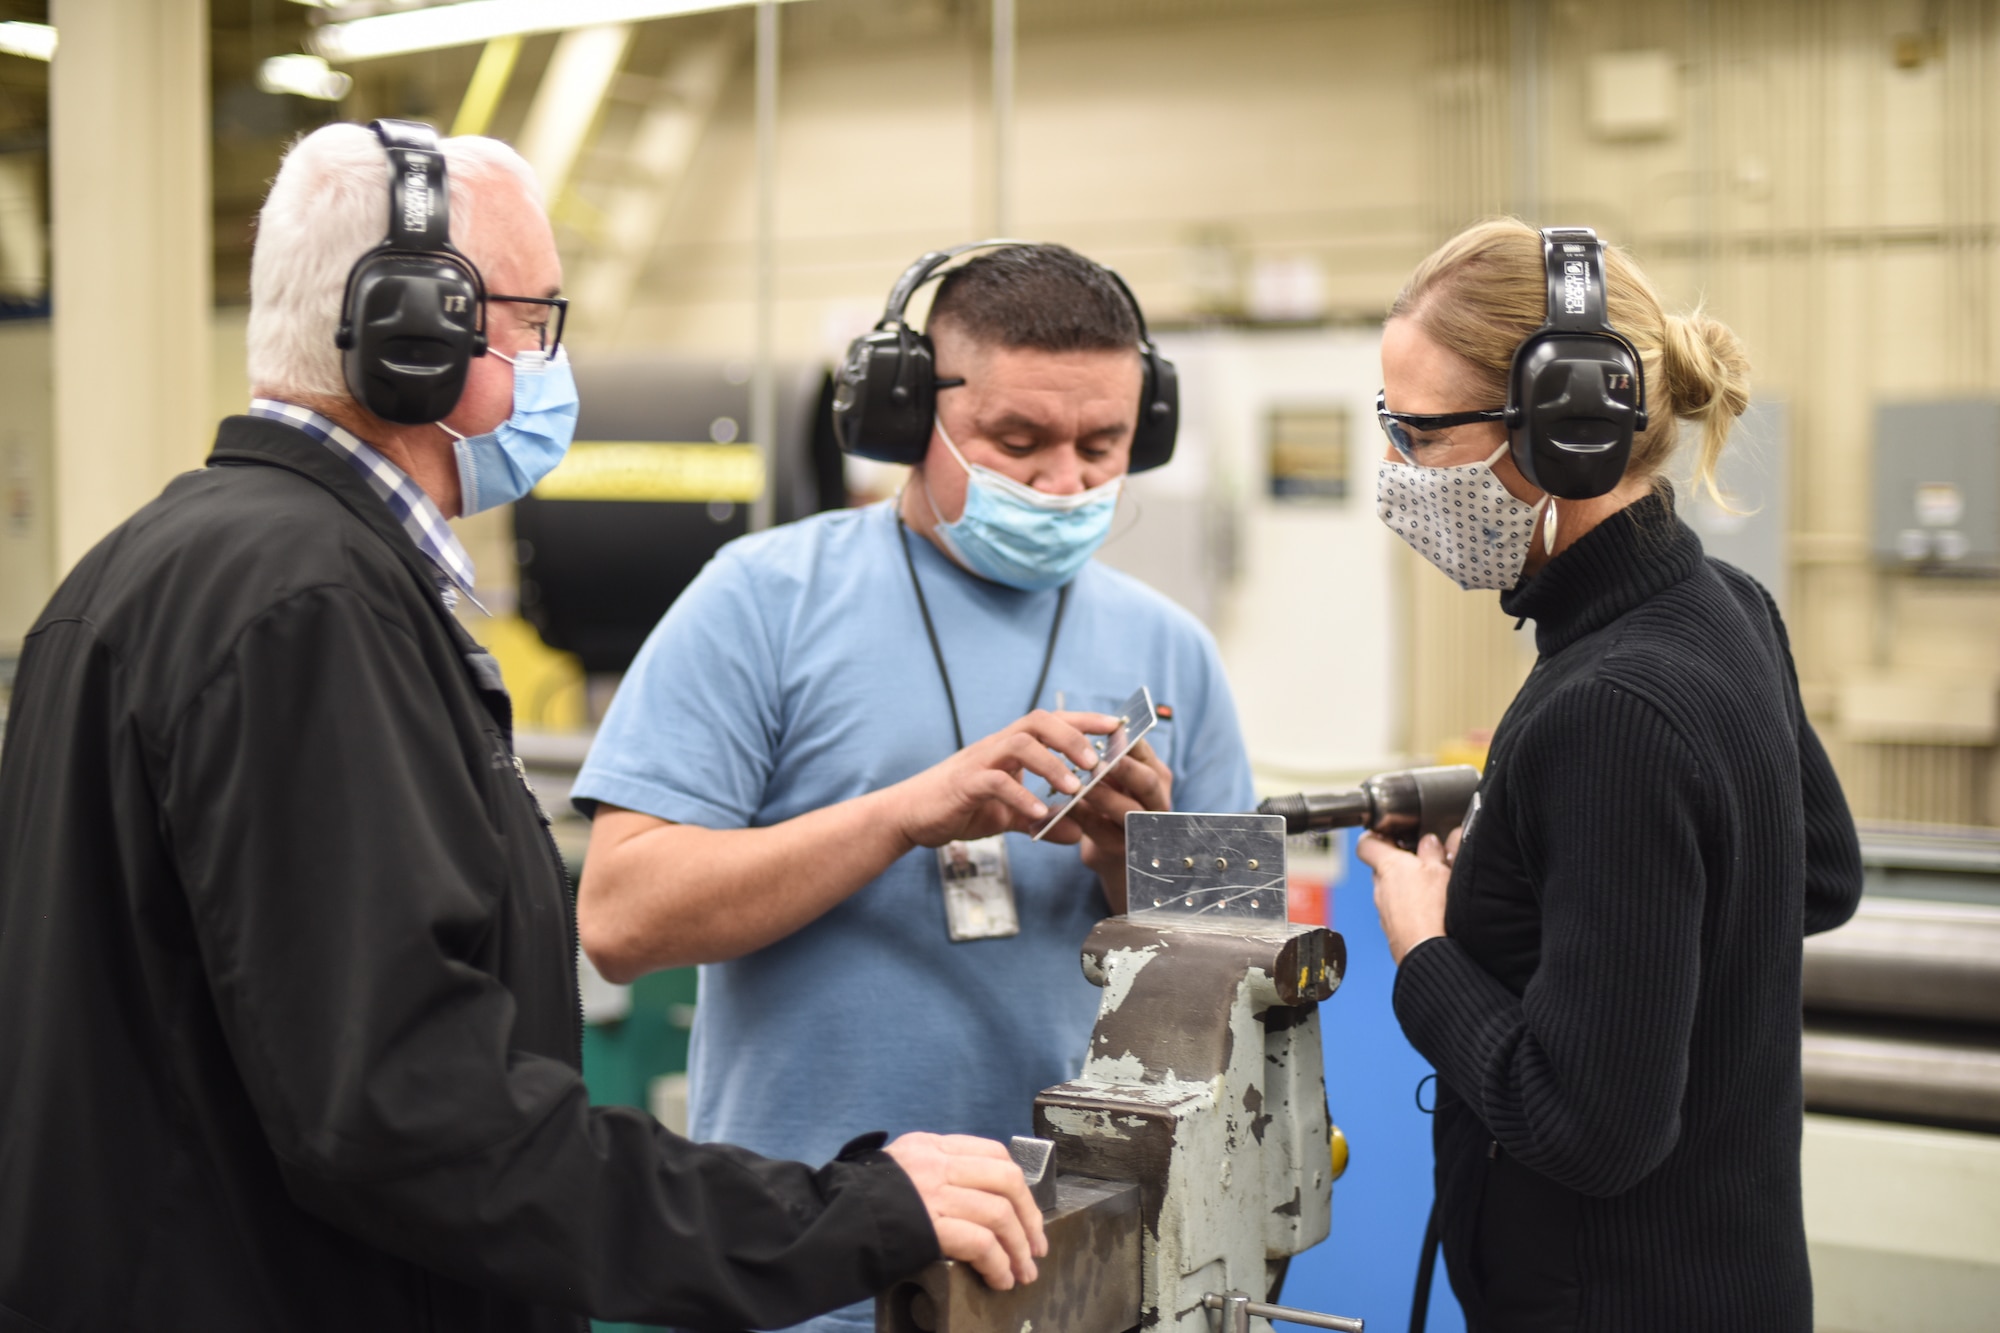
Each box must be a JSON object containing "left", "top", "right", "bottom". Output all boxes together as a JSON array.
[
  {"left": 486, "top": 294, "right": 568, "bottom": 357},
  {"left": 1375, "top": 390, "right": 1506, "bottom": 463}
]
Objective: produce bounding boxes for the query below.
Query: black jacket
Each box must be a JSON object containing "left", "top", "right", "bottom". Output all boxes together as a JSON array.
[
  {"left": 0, "top": 417, "right": 937, "bottom": 1333},
  {"left": 1392, "top": 496, "right": 1862, "bottom": 1333}
]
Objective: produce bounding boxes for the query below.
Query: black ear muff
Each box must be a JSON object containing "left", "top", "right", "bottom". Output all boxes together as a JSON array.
[
  {"left": 336, "top": 120, "right": 488, "bottom": 427},
  {"left": 831, "top": 242, "right": 1179, "bottom": 472},
  {"left": 829, "top": 248, "right": 955, "bottom": 465},
  {"left": 1126, "top": 345, "right": 1179, "bottom": 472},
  {"left": 1506, "top": 228, "right": 1646, "bottom": 500}
]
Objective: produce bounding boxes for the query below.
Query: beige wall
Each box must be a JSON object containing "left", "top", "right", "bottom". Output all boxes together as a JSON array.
[
  {"left": 574, "top": 0, "right": 1427, "bottom": 354},
  {"left": 0, "top": 322, "right": 53, "bottom": 655},
  {"left": 0, "top": 311, "right": 242, "bottom": 657}
]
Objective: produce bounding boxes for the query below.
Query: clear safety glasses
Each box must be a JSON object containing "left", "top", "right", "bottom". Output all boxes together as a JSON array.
[{"left": 1375, "top": 389, "right": 1507, "bottom": 464}]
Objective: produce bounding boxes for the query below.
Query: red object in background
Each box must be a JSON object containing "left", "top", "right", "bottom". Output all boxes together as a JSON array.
[{"left": 1287, "top": 875, "right": 1327, "bottom": 926}]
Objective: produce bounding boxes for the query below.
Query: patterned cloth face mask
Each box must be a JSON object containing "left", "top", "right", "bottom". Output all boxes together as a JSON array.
[{"left": 1376, "top": 440, "right": 1551, "bottom": 591}]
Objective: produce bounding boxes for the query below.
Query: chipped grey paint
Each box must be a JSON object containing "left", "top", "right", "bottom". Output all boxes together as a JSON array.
[
  {"left": 1034, "top": 916, "right": 1343, "bottom": 1332},
  {"left": 1085, "top": 942, "right": 1163, "bottom": 1011}
]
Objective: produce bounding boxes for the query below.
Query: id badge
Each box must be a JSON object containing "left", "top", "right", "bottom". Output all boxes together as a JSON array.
[{"left": 937, "top": 835, "right": 1020, "bottom": 942}]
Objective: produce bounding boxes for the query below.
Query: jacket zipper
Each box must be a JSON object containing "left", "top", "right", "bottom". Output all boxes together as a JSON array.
[
  {"left": 513, "top": 754, "right": 586, "bottom": 1066},
  {"left": 508, "top": 753, "right": 590, "bottom": 1333}
]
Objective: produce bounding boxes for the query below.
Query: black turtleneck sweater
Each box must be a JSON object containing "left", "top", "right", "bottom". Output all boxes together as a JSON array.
[{"left": 1392, "top": 493, "right": 1862, "bottom": 1333}]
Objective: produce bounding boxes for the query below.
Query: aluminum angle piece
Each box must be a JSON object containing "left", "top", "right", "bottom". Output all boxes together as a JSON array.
[
  {"left": 1033, "top": 685, "right": 1158, "bottom": 842},
  {"left": 1126, "top": 812, "right": 1288, "bottom": 923}
]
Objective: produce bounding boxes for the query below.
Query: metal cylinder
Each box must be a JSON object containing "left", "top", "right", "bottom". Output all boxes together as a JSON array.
[
  {"left": 1803, "top": 897, "right": 2000, "bottom": 1027},
  {"left": 1257, "top": 788, "right": 1371, "bottom": 835},
  {"left": 1802, "top": 829, "right": 2000, "bottom": 1134},
  {"left": 1802, "top": 1023, "right": 2000, "bottom": 1130}
]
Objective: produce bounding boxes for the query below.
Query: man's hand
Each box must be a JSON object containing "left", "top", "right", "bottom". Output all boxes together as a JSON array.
[
  {"left": 1061, "top": 739, "right": 1173, "bottom": 912},
  {"left": 1357, "top": 827, "right": 1461, "bottom": 964},
  {"left": 884, "top": 1132, "right": 1048, "bottom": 1291},
  {"left": 887, "top": 711, "right": 1117, "bottom": 850}
]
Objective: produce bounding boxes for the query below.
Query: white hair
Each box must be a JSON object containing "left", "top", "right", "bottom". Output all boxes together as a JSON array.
[{"left": 247, "top": 123, "right": 544, "bottom": 403}]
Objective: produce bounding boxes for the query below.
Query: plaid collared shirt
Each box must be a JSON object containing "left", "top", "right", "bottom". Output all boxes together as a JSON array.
[{"left": 248, "top": 399, "right": 478, "bottom": 611}]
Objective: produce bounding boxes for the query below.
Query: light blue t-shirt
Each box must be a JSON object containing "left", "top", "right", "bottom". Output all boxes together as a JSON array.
[{"left": 573, "top": 501, "right": 1252, "bottom": 1332}]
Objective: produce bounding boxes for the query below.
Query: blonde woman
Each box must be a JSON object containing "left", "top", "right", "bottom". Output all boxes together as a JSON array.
[{"left": 1359, "top": 220, "right": 1861, "bottom": 1332}]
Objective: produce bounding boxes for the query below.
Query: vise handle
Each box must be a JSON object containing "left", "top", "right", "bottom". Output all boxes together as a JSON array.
[{"left": 1203, "top": 1290, "right": 1364, "bottom": 1333}]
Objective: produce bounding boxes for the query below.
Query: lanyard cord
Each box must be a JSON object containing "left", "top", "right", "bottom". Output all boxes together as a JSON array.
[{"left": 898, "top": 515, "right": 1069, "bottom": 752}]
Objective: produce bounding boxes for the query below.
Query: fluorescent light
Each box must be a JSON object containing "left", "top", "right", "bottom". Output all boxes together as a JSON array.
[
  {"left": 315, "top": 0, "right": 809, "bottom": 63},
  {"left": 0, "top": 21, "right": 56, "bottom": 61},
  {"left": 259, "top": 53, "right": 355, "bottom": 101}
]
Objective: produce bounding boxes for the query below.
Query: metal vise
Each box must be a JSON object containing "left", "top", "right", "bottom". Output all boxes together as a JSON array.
[{"left": 878, "top": 813, "right": 1361, "bottom": 1333}]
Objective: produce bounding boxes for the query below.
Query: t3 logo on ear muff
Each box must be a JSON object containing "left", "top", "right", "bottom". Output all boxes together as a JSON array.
[
  {"left": 1505, "top": 227, "right": 1649, "bottom": 500},
  {"left": 335, "top": 120, "right": 488, "bottom": 426},
  {"left": 830, "top": 241, "right": 1179, "bottom": 473}
]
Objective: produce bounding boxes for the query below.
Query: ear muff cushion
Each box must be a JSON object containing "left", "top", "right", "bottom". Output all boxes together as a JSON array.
[
  {"left": 1506, "top": 330, "right": 1639, "bottom": 500},
  {"left": 831, "top": 325, "right": 937, "bottom": 464},
  {"left": 342, "top": 255, "right": 482, "bottom": 426}
]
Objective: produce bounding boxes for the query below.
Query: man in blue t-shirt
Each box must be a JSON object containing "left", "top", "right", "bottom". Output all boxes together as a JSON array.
[{"left": 572, "top": 243, "right": 1254, "bottom": 1332}]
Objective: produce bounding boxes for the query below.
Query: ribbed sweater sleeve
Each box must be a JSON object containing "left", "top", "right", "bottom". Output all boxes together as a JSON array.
[
  {"left": 1799, "top": 721, "right": 1863, "bottom": 936},
  {"left": 1393, "top": 680, "right": 1707, "bottom": 1199},
  {"left": 1747, "top": 576, "right": 1863, "bottom": 937}
]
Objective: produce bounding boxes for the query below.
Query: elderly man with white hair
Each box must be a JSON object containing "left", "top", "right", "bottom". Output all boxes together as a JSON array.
[{"left": 0, "top": 121, "right": 1043, "bottom": 1333}]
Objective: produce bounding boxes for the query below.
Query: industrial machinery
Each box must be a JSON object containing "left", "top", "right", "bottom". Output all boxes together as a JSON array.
[
  {"left": 877, "top": 813, "right": 1365, "bottom": 1333},
  {"left": 1250, "top": 776, "right": 2000, "bottom": 1129},
  {"left": 875, "top": 790, "right": 1999, "bottom": 1331},
  {"left": 1801, "top": 824, "right": 2000, "bottom": 1131},
  {"left": 513, "top": 355, "right": 839, "bottom": 673},
  {"left": 1257, "top": 765, "right": 1481, "bottom": 850}
]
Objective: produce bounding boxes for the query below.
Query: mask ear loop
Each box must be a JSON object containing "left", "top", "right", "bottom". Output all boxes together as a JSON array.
[
  {"left": 434, "top": 345, "right": 534, "bottom": 446},
  {"left": 1100, "top": 484, "right": 1140, "bottom": 549},
  {"left": 900, "top": 434, "right": 972, "bottom": 571},
  {"left": 915, "top": 418, "right": 958, "bottom": 530},
  {"left": 1487, "top": 438, "right": 1558, "bottom": 554},
  {"left": 918, "top": 470, "right": 950, "bottom": 530}
]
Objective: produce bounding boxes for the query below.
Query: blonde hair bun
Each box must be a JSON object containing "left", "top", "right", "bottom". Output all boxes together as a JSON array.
[
  {"left": 1660, "top": 311, "right": 1751, "bottom": 503},
  {"left": 1661, "top": 311, "right": 1750, "bottom": 424}
]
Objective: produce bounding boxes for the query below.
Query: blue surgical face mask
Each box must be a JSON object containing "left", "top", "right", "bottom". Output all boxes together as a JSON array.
[
  {"left": 442, "top": 347, "right": 580, "bottom": 516},
  {"left": 925, "top": 416, "right": 1122, "bottom": 592}
]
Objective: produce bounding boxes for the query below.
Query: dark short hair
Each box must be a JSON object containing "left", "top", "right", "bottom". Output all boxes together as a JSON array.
[{"left": 927, "top": 244, "right": 1141, "bottom": 353}]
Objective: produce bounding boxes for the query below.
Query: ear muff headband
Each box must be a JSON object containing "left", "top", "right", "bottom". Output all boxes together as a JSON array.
[
  {"left": 830, "top": 240, "right": 1179, "bottom": 472},
  {"left": 1503, "top": 226, "right": 1649, "bottom": 500},
  {"left": 335, "top": 119, "right": 489, "bottom": 426}
]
